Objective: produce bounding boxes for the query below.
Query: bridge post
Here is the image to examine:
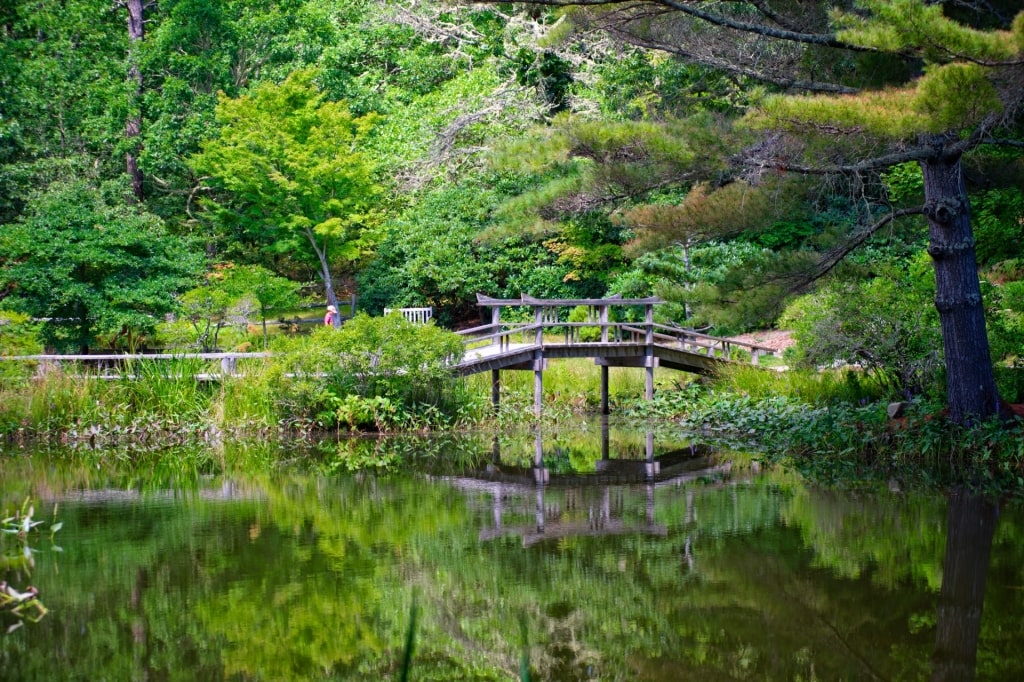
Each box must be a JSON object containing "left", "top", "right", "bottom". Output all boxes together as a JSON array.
[
  {"left": 491, "top": 369, "right": 500, "bottom": 414},
  {"left": 534, "top": 305, "right": 544, "bottom": 417},
  {"left": 600, "top": 365, "right": 609, "bottom": 415},
  {"left": 645, "top": 304, "right": 654, "bottom": 400},
  {"left": 491, "top": 306, "right": 501, "bottom": 348},
  {"left": 600, "top": 304, "right": 609, "bottom": 343}
]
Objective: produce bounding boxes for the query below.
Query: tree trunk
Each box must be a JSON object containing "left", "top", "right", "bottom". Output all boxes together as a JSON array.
[
  {"left": 931, "top": 492, "right": 998, "bottom": 682},
  {"left": 125, "top": 0, "right": 145, "bottom": 202},
  {"left": 305, "top": 227, "right": 341, "bottom": 327},
  {"left": 920, "top": 143, "right": 1001, "bottom": 423}
]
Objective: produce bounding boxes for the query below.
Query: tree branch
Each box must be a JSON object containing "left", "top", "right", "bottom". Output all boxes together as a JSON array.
[
  {"left": 471, "top": 0, "right": 873, "bottom": 51},
  {"left": 793, "top": 207, "right": 924, "bottom": 292},
  {"left": 610, "top": 31, "right": 860, "bottom": 94}
]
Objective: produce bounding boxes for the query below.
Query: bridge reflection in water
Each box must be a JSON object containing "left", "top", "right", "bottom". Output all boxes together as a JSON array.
[{"left": 444, "top": 418, "right": 743, "bottom": 549}]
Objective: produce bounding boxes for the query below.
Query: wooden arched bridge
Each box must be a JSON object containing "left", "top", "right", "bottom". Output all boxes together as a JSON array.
[{"left": 454, "top": 295, "right": 776, "bottom": 416}]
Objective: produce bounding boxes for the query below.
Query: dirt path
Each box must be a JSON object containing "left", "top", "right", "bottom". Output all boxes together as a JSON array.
[{"left": 726, "top": 330, "right": 795, "bottom": 353}]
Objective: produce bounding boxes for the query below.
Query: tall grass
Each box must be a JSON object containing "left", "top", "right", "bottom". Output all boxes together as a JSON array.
[
  {"left": 715, "top": 364, "right": 890, "bottom": 405},
  {"left": 464, "top": 357, "right": 651, "bottom": 415},
  {"left": 215, "top": 357, "right": 282, "bottom": 429},
  {"left": 110, "top": 357, "right": 213, "bottom": 420}
]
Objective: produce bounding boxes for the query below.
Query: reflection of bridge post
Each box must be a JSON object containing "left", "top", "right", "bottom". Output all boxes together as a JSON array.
[
  {"left": 601, "top": 305, "right": 611, "bottom": 414},
  {"left": 645, "top": 431, "right": 658, "bottom": 479},
  {"left": 534, "top": 426, "right": 548, "bottom": 533},
  {"left": 494, "top": 483, "right": 503, "bottom": 530},
  {"left": 534, "top": 306, "right": 544, "bottom": 418},
  {"left": 533, "top": 427, "right": 548, "bottom": 484},
  {"left": 601, "top": 366, "right": 610, "bottom": 415},
  {"left": 601, "top": 415, "right": 610, "bottom": 462}
]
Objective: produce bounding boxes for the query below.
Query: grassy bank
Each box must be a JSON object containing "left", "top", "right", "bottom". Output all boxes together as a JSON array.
[
  {"left": 624, "top": 364, "right": 1024, "bottom": 493},
  {"left": 3, "top": 328, "right": 1022, "bottom": 494}
]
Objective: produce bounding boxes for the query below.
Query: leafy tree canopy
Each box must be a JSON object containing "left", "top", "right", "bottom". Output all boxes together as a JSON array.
[
  {"left": 0, "top": 180, "right": 202, "bottom": 351},
  {"left": 190, "top": 69, "right": 380, "bottom": 312}
]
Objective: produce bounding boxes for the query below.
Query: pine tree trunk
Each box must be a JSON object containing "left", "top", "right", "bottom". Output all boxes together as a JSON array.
[
  {"left": 125, "top": 0, "right": 145, "bottom": 202},
  {"left": 920, "top": 144, "right": 1001, "bottom": 423}
]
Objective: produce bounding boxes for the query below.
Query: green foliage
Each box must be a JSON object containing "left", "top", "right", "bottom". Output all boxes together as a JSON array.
[
  {"left": 632, "top": 380, "right": 1024, "bottom": 489},
  {"left": 0, "top": 180, "right": 203, "bottom": 351},
  {"left": 973, "top": 187, "right": 1024, "bottom": 267},
  {"left": 174, "top": 263, "right": 302, "bottom": 350},
  {"left": 779, "top": 259, "right": 943, "bottom": 397},
  {"left": 748, "top": 218, "right": 820, "bottom": 251},
  {"left": 0, "top": 0, "right": 127, "bottom": 217},
  {"left": 759, "top": 2, "right": 1021, "bottom": 139},
  {"left": 835, "top": 0, "right": 1019, "bottom": 62},
  {"left": 511, "top": 48, "right": 573, "bottom": 112},
  {"left": 717, "top": 364, "right": 889, "bottom": 406},
  {"left": 985, "top": 278, "right": 1024, "bottom": 398},
  {"left": 191, "top": 70, "right": 380, "bottom": 302},
  {"left": 356, "top": 181, "right": 591, "bottom": 325},
  {"left": 0, "top": 312, "right": 41, "bottom": 385},
  {"left": 882, "top": 162, "right": 924, "bottom": 205},
  {"left": 580, "top": 49, "right": 749, "bottom": 119},
  {"left": 268, "top": 314, "right": 465, "bottom": 429},
  {"left": 489, "top": 113, "right": 742, "bottom": 237},
  {"left": 567, "top": 305, "right": 600, "bottom": 342}
]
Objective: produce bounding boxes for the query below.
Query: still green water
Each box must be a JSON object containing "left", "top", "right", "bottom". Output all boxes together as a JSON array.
[{"left": 2, "top": 428, "right": 1023, "bottom": 681}]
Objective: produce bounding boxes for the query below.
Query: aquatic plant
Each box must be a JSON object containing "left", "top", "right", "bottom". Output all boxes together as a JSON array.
[{"left": 1, "top": 498, "right": 60, "bottom": 632}]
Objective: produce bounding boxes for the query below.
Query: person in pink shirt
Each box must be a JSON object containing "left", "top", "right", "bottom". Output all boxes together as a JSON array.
[{"left": 324, "top": 305, "right": 337, "bottom": 327}]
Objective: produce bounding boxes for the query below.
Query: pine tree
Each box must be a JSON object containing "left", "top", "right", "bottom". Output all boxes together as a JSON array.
[{"left": 479, "top": 0, "right": 1024, "bottom": 423}]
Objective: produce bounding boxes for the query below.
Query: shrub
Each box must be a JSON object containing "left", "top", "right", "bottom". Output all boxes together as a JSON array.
[
  {"left": 267, "top": 314, "right": 466, "bottom": 429},
  {"left": 779, "top": 260, "right": 942, "bottom": 398}
]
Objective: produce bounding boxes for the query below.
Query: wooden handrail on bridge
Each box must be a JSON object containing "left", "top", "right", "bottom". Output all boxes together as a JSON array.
[{"left": 458, "top": 318, "right": 777, "bottom": 364}]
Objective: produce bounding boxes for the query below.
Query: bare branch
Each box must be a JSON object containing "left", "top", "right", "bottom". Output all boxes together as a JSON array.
[
  {"left": 471, "top": 0, "right": 873, "bottom": 50},
  {"left": 608, "top": 31, "right": 860, "bottom": 94},
  {"left": 793, "top": 207, "right": 925, "bottom": 291}
]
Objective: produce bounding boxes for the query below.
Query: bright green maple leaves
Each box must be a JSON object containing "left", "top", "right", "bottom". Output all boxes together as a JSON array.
[{"left": 191, "top": 70, "right": 381, "bottom": 300}]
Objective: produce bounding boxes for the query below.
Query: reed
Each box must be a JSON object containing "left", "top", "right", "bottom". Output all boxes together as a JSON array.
[
  {"left": 110, "top": 357, "right": 213, "bottom": 419},
  {"left": 464, "top": 357, "right": 650, "bottom": 414},
  {"left": 716, "top": 364, "right": 887, "bottom": 405}
]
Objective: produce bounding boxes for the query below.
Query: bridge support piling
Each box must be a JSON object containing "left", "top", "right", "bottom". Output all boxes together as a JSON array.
[
  {"left": 600, "top": 366, "right": 610, "bottom": 415},
  {"left": 491, "top": 369, "right": 501, "bottom": 414},
  {"left": 534, "top": 363, "right": 543, "bottom": 418},
  {"left": 645, "top": 303, "right": 655, "bottom": 400}
]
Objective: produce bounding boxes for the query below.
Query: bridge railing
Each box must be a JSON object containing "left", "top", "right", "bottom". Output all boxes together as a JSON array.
[{"left": 457, "top": 319, "right": 777, "bottom": 364}]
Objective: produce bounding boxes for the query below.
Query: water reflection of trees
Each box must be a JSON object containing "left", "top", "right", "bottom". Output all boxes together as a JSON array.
[{"left": 1, "top": 442, "right": 1023, "bottom": 680}]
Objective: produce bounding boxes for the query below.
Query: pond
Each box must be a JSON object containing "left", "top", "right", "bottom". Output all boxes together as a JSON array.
[{"left": 1, "top": 424, "right": 1023, "bottom": 681}]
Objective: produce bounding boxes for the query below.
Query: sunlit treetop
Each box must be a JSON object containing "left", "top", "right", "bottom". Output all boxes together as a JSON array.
[{"left": 756, "top": 3, "right": 1024, "bottom": 140}]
